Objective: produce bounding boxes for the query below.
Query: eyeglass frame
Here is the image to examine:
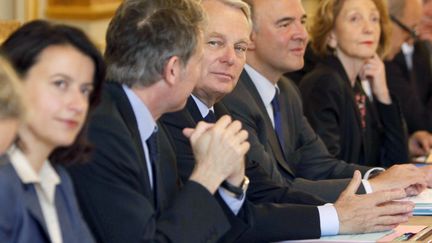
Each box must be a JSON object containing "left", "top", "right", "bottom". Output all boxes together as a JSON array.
[{"left": 390, "top": 15, "right": 419, "bottom": 41}]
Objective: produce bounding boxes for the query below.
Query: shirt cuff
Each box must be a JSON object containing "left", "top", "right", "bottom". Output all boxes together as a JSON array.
[
  {"left": 318, "top": 203, "right": 339, "bottom": 236},
  {"left": 218, "top": 188, "right": 245, "bottom": 215},
  {"left": 363, "top": 167, "right": 385, "bottom": 193}
]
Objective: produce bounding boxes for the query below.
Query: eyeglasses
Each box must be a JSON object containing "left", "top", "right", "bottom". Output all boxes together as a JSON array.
[{"left": 390, "top": 15, "right": 419, "bottom": 41}]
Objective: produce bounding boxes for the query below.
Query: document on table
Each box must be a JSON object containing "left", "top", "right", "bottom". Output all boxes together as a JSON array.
[
  {"left": 403, "top": 188, "right": 432, "bottom": 215},
  {"left": 276, "top": 225, "right": 427, "bottom": 242}
]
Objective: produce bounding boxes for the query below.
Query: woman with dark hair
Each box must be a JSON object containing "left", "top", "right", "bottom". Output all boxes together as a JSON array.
[
  {"left": 0, "top": 20, "right": 105, "bottom": 243},
  {"left": 299, "top": 0, "right": 409, "bottom": 167}
]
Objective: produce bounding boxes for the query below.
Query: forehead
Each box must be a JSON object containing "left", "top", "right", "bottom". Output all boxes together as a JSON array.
[
  {"left": 339, "top": 0, "right": 378, "bottom": 13},
  {"left": 254, "top": 0, "right": 305, "bottom": 22},
  {"left": 203, "top": 0, "right": 251, "bottom": 37},
  {"left": 402, "top": 0, "right": 422, "bottom": 24}
]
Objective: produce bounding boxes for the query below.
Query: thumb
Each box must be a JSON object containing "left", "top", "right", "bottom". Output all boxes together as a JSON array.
[
  {"left": 182, "top": 128, "right": 195, "bottom": 138},
  {"left": 343, "top": 170, "right": 362, "bottom": 196}
]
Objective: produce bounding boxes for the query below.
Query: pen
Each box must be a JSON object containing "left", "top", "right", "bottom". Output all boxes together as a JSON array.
[{"left": 416, "top": 227, "right": 432, "bottom": 241}]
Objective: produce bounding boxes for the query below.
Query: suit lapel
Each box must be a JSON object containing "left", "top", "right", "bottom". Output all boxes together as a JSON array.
[
  {"left": 106, "top": 83, "right": 155, "bottom": 206},
  {"left": 23, "top": 184, "right": 50, "bottom": 240},
  {"left": 240, "top": 71, "right": 295, "bottom": 177}
]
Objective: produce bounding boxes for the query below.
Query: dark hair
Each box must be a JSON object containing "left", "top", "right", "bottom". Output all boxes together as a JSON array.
[
  {"left": 104, "top": 0, "right": 205, "bottom": 87},
  {"left": 1, "top": 20, "right": 106, "bottom": 165}
]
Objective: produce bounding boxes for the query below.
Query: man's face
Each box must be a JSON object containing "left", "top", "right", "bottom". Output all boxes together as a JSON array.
[
  {"left": 249, "top": 0, "right": 308, "bottom": 81},
  {"left": 193, "top": 0, "right": 251, "bottom": 106},
  {"left": 390, "top": 0, "right": 422, "bottom": 58}
]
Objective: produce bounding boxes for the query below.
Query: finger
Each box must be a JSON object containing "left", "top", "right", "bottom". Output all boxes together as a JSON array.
[
  {"left": 183, "top": 128, "right": 194, "bottom": 138},
  {"left": 239, "top": 141, "right": 250, "bottom": 155},
  {"left": 212, "top": 115, "right": 232, "bottom": 131},
  {"left": 370, "top": 188, "right": 407, "bottom": 205},
  {"left": 232, "top": 130, "right": 249, "bottom": 146},
  {"left": 224, "top": 120, "right": 243, "bottom": 138},
  {"left": 186, "top": 121, "right": 213, "bottom": 143},
  {"left": 375, "top": 200, "right": 414, "bottom": 216},
  {"left": 342, "top": 170, "right": 362, "bottom": 195},
  {"left": 372, "top": 214, "right": 410, "bottom": 227}
]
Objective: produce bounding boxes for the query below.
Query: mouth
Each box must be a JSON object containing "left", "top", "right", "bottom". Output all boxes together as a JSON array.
[
  {"left": 58, "top": 119, "right": 81, "bottom": 129},
  {"left": 360, "top": 41, "right": 374, "bottom": 45},
  {"left": 290, "top": 47, "right": 305, "bottom": 56},
  {"left": 211, "top": 72, "right": 234, "bottom": 81}
]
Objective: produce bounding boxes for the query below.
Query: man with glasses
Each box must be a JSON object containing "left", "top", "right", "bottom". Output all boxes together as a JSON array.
[{"left": 385, "top": 0, "right": 432, "bottom": 159}]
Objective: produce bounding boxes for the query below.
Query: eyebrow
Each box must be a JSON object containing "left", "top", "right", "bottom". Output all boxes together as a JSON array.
[{"left": 275, "top": 14, "right": 307, "bottom": 25}]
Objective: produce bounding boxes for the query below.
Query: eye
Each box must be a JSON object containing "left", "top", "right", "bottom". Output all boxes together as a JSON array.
[
  {"left": 371, "top": 15, "right": 380, "bottom": 23},
  {"left": 234, "top": 44, "right": 248, "bottom": 53},
  {"left": 81, "top": 84, "right": 94, "bottom": 97},
  {"left": 53, "top": 79, "right": 68, "bottom": 90},
  {"left": 207, "top": 40, "right": 224, "bottom": 48}
]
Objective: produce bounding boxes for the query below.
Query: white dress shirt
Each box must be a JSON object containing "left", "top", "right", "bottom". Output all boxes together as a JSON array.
[{"left": 8, "top": 147, "right": 63, "bottom": 243}]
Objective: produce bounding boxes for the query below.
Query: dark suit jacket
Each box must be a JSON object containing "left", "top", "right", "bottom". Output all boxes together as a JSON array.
[
  {"left": 0, "top": 155, "right": 94, "bottom": 243},
  {"left": 385, "top": 41, "right": 432, "bottom": 133},
  {"left": 221, "top": 70, "right": 371, "bottom": 202},
  {"left": 299, "top": 55, "right": 409, "bottom": 167},
  {"left": 68, "top": 83, "right": 232, "bottom": 243},
  {"left": 160, "top": 97, "right": 325, "bottom": 241}
]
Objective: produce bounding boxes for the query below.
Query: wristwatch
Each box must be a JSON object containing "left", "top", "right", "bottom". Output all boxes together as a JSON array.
[{"left": 221, "top": 176, "right": 249, "bottom": 199}]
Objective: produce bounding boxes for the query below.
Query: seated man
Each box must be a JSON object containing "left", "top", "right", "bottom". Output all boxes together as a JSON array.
[
  {"left": 161, "top": 0, "right": 415, "bottom": 239},
  {"left": 220, "top": 0, "right": 429, "bottom": 202},
  {"left": 67, "top": 0, "right": 253, "bottom": 242}
]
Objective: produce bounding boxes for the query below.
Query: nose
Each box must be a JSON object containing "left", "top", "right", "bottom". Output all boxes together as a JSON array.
[
  {"left": 363, "top": 20, "right": 374, "bottom": 34},
  {"left": 68, "top": 88, "right": 88, "bottom": 115},
  {"left": 220, "top": 46, "right": 236, "bottom": 66},
  {"left": 292, "top": 21, "right": 308, "bottom": 43}
]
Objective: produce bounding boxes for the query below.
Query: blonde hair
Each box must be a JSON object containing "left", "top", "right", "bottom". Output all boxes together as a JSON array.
[
  {"left": 0, "top": 56, "right": 24, "bottom": 120},
  {"left": 310, "top": 0, "right": 392, "bottom": 58}
]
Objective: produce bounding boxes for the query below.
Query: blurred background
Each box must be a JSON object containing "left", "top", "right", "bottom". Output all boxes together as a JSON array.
[{"left": 0, "top": 0, "right": 319, "bottom": 50}]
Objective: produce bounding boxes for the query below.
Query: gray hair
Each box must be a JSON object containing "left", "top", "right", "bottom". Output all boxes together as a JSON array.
[
  {"left": 104, "top": 0, "right": 205, "bottom": 87},
  {"left": 0, "top": 56, "right": 24, "bottom": 120}
]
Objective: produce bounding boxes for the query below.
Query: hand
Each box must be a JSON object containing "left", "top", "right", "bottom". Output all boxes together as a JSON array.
[
  {"left": 336, "top": 171, "right": 414, "bottom": 234},
  {"left": 359, "top": 54, "right": 391, "bottom": 104},
  {"left": 369, "top": 164, "right": 427, "bottom": 196},
  {"left": 185, "top": 115, "right": 250, "bottom": 193},
  {"left": 409, "top": 130, "right": 432, "bottom": 157},
  {"left": 420, "top": 165, "right": 432, "bottom": 188}
]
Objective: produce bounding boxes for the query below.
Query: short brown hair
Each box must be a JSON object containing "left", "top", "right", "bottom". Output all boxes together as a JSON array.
[
  {"left": 310, "top": 0, "right": 392, "bottom": 58},
  {"left": 105, "top": 0, "right": 205, "bottom": 87},
  {"left": 0, "top": 56, "right": 24, "bottom": 120}
]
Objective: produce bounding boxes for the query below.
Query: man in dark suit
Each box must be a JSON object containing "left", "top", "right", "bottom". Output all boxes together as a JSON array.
[
  {"left": 161, "top": 0, "right": 415, "bottom": 238},
  {"left": 384, "top": 0, "right": 432, "bottom": 157},
  {"left": 221, "top": 0, "right": 429, "bottom": 201},
  {"left": 67, "top": 1, "right": 255, "bottom": 242}
]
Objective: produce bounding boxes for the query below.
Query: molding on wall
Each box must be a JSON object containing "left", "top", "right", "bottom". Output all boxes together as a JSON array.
[{"left": 46, "top": 2, "right": 120, "bottom": 20}]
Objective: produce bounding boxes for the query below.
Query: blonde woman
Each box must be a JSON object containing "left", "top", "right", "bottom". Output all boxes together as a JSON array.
[
  {"left": 0, "top": 56, "right": 24, "bottom": 154},
  {"left": 299, "top": 0, "right": 409, "bottom": 167}
]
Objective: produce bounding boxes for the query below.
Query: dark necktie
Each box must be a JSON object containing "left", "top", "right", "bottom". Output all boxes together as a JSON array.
[
  {"left": 271, "top": 91, "right": 285, "bottom": 153},
  {"left": 204, "top": 110, "right": 216, "bottom": 123},
  {"left": 146, "top": 132, "right": 158, "bottom": 204}
]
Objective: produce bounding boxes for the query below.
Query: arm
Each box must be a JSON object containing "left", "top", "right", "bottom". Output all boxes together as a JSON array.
[{"left": 68, "top": 113, "right": 230, "bottom": 243}]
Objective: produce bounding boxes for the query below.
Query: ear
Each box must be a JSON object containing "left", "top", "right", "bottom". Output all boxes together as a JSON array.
[
  {"left": 162, "top": 56, "right": 181, "bottom": 87},
  {"left": 248, "top": 29, "right": 257, "bottom": 50},
  {"left": 327, "top": 30, "right": 338, "bottom": 49}
]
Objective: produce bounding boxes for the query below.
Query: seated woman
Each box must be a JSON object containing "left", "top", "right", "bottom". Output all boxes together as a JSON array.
[
  {"left": 0, "top": 56, "right": 24, "bottom": 155},
  {"left": 299, "top": 0, "right": 409, "bottom": 167},
  {"left": 0, "top": 20, "right": 105, "bottom": 243}
]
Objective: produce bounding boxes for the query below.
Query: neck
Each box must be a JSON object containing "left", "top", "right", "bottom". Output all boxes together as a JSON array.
[
  {"left": 335, "top": 49, "right": 364, "bottom": 86},
  {"left": 132, "top": 85, "right": 164, "bottom": 121},
  {"left": 246, "top": 53, "right": 282, "bottom": 85},
  {"left": 192, "top": 90, "right": 218, "bottom": 108},
  {"left": 18, "top": 126, "right": 53, "bottom": 173}
]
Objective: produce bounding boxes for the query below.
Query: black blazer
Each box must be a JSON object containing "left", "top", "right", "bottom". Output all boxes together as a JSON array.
[
  {"left": 385, "top": 41, "right": 432, "bottom": 133},
  {"left": 160, "top": 97, "right": 324, "bottom": 241},
  {"left": 299, "top": 55, "right": 409, "bottom": 167},
  {"left": 68, "top": 83, "right": 232, "bottom": 243},
  {"left": 221, "top": 70, "right": 371, "bottom": 202}
]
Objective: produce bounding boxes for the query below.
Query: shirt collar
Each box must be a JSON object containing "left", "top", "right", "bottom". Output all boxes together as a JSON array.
[
  {"left": 191, "top": 95, "right": 214, "bottom": 118},
  {"left": 244, "top": 64, "right": 279, "bottom": 106},
  {"left": 123, "top": 85, "right": 158, "bottom": 142},
  {"left": 8, "top": 147, "right": 60, "bottom": 203}
]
